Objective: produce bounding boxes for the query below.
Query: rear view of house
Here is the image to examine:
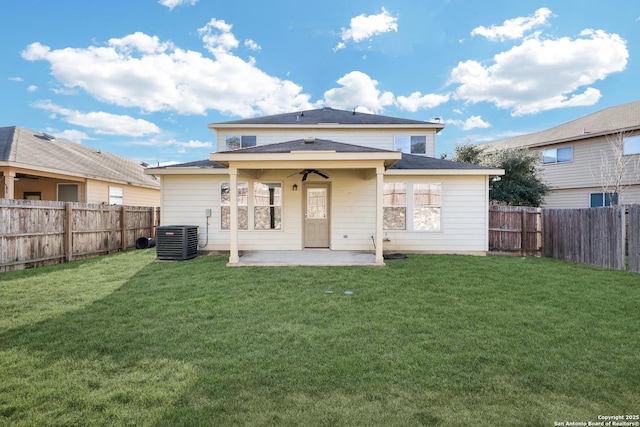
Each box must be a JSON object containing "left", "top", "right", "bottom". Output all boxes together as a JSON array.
[{"left": 147, "top": 108, "right": 503, "bottom": 265}]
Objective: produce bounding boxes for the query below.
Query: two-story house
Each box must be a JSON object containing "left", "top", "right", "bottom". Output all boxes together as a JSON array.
[
  {"left": 483, "top": 100, "right": 640, "bottom": 209},
  {"left": 147, "top": 107, "right": 503, "bottom": 265}
]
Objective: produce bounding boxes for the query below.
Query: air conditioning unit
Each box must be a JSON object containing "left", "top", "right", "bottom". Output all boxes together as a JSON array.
[{"left": 156, "top": 225, "right": 199, "bottom": 260}]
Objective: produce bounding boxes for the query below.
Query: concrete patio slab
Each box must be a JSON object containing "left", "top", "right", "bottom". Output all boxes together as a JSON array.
[{"left": 230, "top": 249, "right": 384, "bottom": 266}]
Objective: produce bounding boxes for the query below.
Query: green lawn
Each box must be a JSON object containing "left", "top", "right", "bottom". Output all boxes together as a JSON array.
[{"left": 0, "top": 251, "right": 638, "bottom": 426}]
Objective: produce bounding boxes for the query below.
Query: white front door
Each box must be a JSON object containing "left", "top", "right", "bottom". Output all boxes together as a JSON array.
[{"left": 304, "top": 184, "right": 330, "bottom": 248}]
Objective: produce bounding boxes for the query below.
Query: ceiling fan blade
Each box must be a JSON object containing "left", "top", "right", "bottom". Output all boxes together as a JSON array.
[
  {"left": 314, "top": 170, "right": 329, "bottom": 179},
  {"left": 301, "top": 172, "right": 309, "bottom": 181}
]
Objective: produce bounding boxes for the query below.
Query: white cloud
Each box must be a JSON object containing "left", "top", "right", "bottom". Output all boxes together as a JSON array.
[
  {"left": 244, "top": 39, "right": 261, "bottom": 51},
  {"left": 336, "top": 7, "right": 398, "bottom": 50},
  {"left": 396, "top": 92, "right": 450, "bottom": 112},
  {"left": 471, "top": 7, "right": 553, "bottom": 42},
  {"left": 22, "top": 26, "right": 315, "bottom": 118},
  {"left": 54, "top": 129, "right": 94, "bottom": 144},
  {"left": 32, "top": 100, "right": 161, "bottom": 137},
  {"left": 158, "top": 0, "right": 198, "bottom": 10},
  {"left": 128, "top": 137, "right": 213, "bottom": 149},
  {"left": 9, "top": 76, "right": 24, "bottom": 82},
  {"left": 450, "top": 28, "right": 628, "bottom": 115},
  {"left": 27, "top": 85, "right": 37, "bottom": 92},
  {"left": 446, "top": 115, "right": 491, "bottom": 131},
  {"left": 198, "top": 19, "right": 239, "bottom": 55},
  {"left": 323, "top": 71, "right": 394, "bottom": 113}
]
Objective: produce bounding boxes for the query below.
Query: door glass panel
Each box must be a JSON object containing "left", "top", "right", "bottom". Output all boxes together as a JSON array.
[{"left": 306, "top": 188, "right": 326, "bottom": 219}]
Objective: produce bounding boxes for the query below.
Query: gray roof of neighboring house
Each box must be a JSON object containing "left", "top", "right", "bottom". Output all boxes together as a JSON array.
[
  {"left": 0, "top": 126, "right": 159, "bottom": 187},
  {"left": 209, "top": 107, "right": 445, "bottom": 128},
  {"left": 165, "top": 138, "right": 494, "bottom": 171},
  {"left": 485, "top": 100, "right": 640, "bottom": 149}
]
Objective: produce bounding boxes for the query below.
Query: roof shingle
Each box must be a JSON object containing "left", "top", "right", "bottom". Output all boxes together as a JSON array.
[{"left": 0, "top": 126, "right": 159, "bottom": 187}]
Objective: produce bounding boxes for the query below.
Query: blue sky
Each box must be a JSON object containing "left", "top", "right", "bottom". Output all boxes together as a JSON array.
[{"left": 1, "top": 0, "right": 638, "bottom": 165}]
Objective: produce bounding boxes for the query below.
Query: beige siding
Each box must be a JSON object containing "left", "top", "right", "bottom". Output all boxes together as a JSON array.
[
  {"left": 542, "top": 184, "right": 640, "bottom": 208},
  {"left": 215, "top": 128, "right": 437, "bottom": 157},
  {"left": 13, "top": 177, "right": 85, "bottom": 202},
  {"left": 161, "top": 171, "right": 489, "bottom": 254},
  {"left": 86, "top": 179, "right": 160, "bottom": 207},
  {"left": 538, "top": 135, "right": 640, "bottom": 191},
  {"left": 382, "top": 175, "right": 489, "bottom": 254}
]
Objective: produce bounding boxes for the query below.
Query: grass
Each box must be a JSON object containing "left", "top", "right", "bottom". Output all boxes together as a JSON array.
[{"left": 0, "top": 251, "right": 638, "bottom": 426}]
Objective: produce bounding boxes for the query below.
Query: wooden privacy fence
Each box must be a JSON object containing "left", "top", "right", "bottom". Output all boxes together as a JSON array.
[
  {"left": 542, "top": 206, "right": 631, "bottom": 271},
  {"left": 629, "top": 206, "right": 640, "bottom": 273},
  {"left": 1, "top": 199, "right": 158, "bottom": 273},
  {"left": 489, "top": 205, "right": 542, "bottom": 256}
]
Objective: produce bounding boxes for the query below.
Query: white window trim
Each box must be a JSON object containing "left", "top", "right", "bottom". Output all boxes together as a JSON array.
[
  {"left": 109, "top": 186, "right": 124, "bottom": 205},
  {"left": 623, "top": 135, "right": 640, "bottom": 156},
  {"left": 542, "top": 146, "right": 573, "bottom": 164},
  {"left": 221, "top": 180, "right": 284, "bottom": 231},
  {"left": 410, "top": 183, "right": 442, "bottom": 232},
  {"left": 384, "top": 182, "right": 443, "bottom": 232}
]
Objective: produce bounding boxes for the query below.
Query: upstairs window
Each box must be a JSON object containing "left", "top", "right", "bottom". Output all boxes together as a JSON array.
[
  {"left": 395, "top": 136, "right": 426, "bottom": 155},
  {"left": 590, "top": 192, "right": 618, "bottom": 207},
  {"left": 623, "top": 135, "right": 640, "bottom": 155},
  {"left": 225, "top": 135, "right": 257, "bottom": 151},
  {"left": 542, "top": 147, "right": 572, "bottom": 164}
]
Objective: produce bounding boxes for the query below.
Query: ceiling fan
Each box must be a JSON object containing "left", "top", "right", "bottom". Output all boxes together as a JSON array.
[{"left": 300, "top": 169, "right": 329, "bottom": 181}]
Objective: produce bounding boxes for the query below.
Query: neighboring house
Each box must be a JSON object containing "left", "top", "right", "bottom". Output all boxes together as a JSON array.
[
  {"left": 483, "top": 101, "right": 640, "bottom": 208},
  {"left": 147, "top": 107, "right": 503, "bottom": 265},
  {"left": 0, "top": 126, "right": 160, "bottom": 207}
]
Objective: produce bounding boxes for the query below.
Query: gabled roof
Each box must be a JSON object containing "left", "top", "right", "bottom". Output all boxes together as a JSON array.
[
  {"left": 485, "top": 100, "right": 640, "bottom": 149},
  {"left": 219, "top": 138, "right": 392, "bottom": 154},
  {"left": 209, "top": 107, "right": 445, "bottom": 130},
  {"left": 0, "top": 126, "right": 159, "bottom": 188},
  {"left": 156, "top": 139, "right": 499, "bottom": 174},
  {"left": 390, "top": 153, "right": 496, "bottom": 171}
]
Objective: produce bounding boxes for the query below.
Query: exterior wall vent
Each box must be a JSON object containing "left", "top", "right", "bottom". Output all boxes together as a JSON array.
[{"left": 156, "top": 225, "right": 198, "bottom": 260}]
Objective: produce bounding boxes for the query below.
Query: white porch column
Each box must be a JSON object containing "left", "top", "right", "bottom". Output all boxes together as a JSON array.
[
  {"left": 4, "top": 171, "right": 15, "bottom": 199},
  {"left": 375, "top": 166, "right": 385, "bottom": 265},
  {"left": 228, "top": 166, "right": 239, "bottom": 264}
]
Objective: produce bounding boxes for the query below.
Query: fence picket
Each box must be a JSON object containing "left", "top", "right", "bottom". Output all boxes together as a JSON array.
[{"left": 1, "top": 199, "right": 156, "bottom": 272}]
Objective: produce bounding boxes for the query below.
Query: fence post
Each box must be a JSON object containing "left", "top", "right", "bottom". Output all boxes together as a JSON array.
[
  {"left": 65, "top": 202, "right": 73, "bottom": 263},
  {"left": 520, "top": 209, "right": 527, "bottom": 256},
  {"left": 120, "top": 205, "right": 127, "bottom": 251}
]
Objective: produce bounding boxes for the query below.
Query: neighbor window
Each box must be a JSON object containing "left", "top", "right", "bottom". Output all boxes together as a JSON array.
[
  {"left": 225, "top": 135, "right": 257, "bottom": 151},
  {"left": 394, "top": 136, "right": 427, "bottom": 155},
  {"left": 413, "top": 183, "right": 441, "bottom": 231},
  {"left": 623, "top": 135, "right": 640, "bottom": 155},
  {"left": 542, "top": 147, "right": 572, "bottom": 164},
  {"left": 383, "top": 183, "right": 407, "bottom": 230},
  {"left": 109, "top": 186, "right": 123, "bottom": 205},
  {"left": 58, "top": 184, "right": 79, "bottom": 202},
  {"left": 221, "top": 182, "right": 248, "bottom": 230},
  {"left": 590, "top": 192, "right": 618, "bottom": 207},
  {"left": 24, "top": 192, "right": 41, "bottom": 200},
  {"left": 253, "top": 182, "right": 282, "bottom": 230}
]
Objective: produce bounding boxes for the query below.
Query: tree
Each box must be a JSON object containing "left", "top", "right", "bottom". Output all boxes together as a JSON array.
[
  {"left": 449, "top": 142, "right": 485, "bottom": 165},
  {"left": 445, "top": 143, "right": 549, "bottom": 206},
  {"left": 482, "top": 147, "right": 550, "bottom": 206},
  {"left": 593, "top": 130, "right": 640, "bottom": 206}
]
